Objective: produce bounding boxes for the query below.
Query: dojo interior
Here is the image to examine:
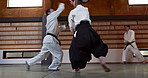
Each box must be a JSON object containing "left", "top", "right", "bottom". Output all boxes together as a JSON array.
[{"left": 0, "top": 0, "right": 148, "bottom": 78}]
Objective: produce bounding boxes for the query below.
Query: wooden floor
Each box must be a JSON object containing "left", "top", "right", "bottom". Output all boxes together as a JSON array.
[{"left": 0, "top": 64, "right": 148, "bottom": 78}]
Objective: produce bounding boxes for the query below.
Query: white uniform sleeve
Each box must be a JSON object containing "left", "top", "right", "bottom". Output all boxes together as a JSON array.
[
  {"left": 49, "top": 3, "right": 65, "bottom": 19},
  {"left": 87, "top": 8, "right": 91, "bottom": 24},
  {"left": 129, "top": 31, "right": 135, "bottom": 42},
  {"left": 124, "top": 33, "right": 126, "bottom": 42},
  {"left": 46, "top": 3, "right": 65, "bottom": 28},
  {"left": 68, "top": 11, "right": 75, "bottom": 32}
]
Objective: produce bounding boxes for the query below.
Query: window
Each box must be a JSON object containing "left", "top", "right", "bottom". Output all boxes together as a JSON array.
[
  {"left": 128, "top": 0, "right": 148, "bottom": 5},
  {"left": 7, "top": 0, "right": 42, "bottom": 8},
  {"left": 133, "top": 49, "right": 148, "bottom": 57},
  {"left": 3, "top": 50, "right": 40, "bottom": 59},
  {"left": 139, "top": 49, "right": 148, "bottom": 57}
]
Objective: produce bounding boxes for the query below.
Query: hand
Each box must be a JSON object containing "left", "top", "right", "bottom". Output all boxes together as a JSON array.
[
  {"left": 59, "top": 25, "right": 66, "bottom": 30},
  {"left": 69, "top": 0, "right": 74, "bottom": 5},
  {"left": 124, "top": 41, "right": 128, "bottom": 45},
  {"left": 59, "top": 3, "right": 64, "bottom": 6},
  {"left": 69, "top": 0, "right": 76, "bottom": 7}
]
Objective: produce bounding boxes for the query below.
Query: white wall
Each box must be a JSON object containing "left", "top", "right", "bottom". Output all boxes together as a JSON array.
[
  {"left": 62, "top": 49, "right": 148, "bottom": 63},
  {"left": 0, "top": 49, "right": 147, "bottom": 64}
]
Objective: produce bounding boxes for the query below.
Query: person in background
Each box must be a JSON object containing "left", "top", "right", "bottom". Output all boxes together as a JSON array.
[
  {"left": 122, "top": 25, "right": 146, "bottom": 64},
  {"left": 26, "top": 3, "right": 65, "bottom": 71}
]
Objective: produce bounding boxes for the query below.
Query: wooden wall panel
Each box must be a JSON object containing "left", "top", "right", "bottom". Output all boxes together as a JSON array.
[
  {"left": 88, "top": 0, "right": 112, "bottom": 16},
  {"left": 0, "top": 22, "right": 42, "bottom": 49},
  {"left": 114, "top": 0, "right": 148, "bottom": 15},
  {"left": 1, "top": 0, "right": 148, "bottom": 17},
  {"left": 52, "top": 0, "right": 112, "bottom": 16},
  {"left": 52, "top": 0, "right": 148, "bottom": 16},
  {"left": 0, "top": 16, "right": 148, "bottom": 50},
  {"left": 59, "top": 20, "right": 148, "bottom": 49}
]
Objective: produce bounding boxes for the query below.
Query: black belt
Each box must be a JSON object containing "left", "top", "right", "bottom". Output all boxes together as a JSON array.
[
  {"left": 124, "top": 41, "right": 135, "bottom": 50},
  {"left": 76, "top": 20, "right": 90, "bottom": 31},
  {"left": 47, "top": 33, "right": 61, "bottom": 45}
]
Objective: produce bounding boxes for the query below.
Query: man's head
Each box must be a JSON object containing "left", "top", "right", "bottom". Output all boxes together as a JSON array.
[
  {"left": 69, "top": 0, "right": 83, "bottom": 7},
  {"left": 124, "top": 25, "right": 130, "bottom": 31},
  {"left": 76, "top": 0, "right": 83, "bottom": 4},
  {"left": 46, "top": 9, "right": 54, "bottom": 15}
]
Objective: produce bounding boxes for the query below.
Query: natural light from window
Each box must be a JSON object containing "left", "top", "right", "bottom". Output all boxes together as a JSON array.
[
  {"left": 128, "top": 0, "right": 148, "bottom": 5},
  {"left": 7, "top": 0, "right": 42, "bottom": 7}
]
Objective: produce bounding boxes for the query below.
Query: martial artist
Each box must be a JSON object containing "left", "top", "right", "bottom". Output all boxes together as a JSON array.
[
  {"left": 26, "top": 3, "right": 65, "bottom": 71},
  {"left": 68, "top": 0, "right": 111, "bottom": 73},
  {"left": 122, "top": 25, "right": 146, "bottom": 64}
]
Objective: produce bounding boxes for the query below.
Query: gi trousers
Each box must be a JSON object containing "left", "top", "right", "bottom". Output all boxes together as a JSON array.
[
  {"left": 69, "top": 21, "right": 108, "bottom": 69},
  {"left": 122, "top": 45, "right": 145, "bottom": 62},
  {"left": 27, "top": 42, "right": 63, "bottom": 70}
]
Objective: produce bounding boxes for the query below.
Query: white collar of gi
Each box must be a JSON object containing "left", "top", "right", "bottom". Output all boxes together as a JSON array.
[{"left": 76, "top": 5, "right": 83, "bottom": 8}]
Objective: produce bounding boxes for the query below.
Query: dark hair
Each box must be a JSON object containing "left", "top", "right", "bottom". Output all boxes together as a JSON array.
[
  {"left": 82, "top": 0, "right": 89, "bottom": 3},
  {"left": 124, "top": 25, "right": 130, "bottom": 27},
  {"left": 46, "top": 9, "right": 51, "bottom": 15},
  {"left": 76, "top": 0, "right": 83, "bottom": 4}
]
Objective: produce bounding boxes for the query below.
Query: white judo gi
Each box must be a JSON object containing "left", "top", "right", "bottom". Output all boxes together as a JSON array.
[
  {"left": 26, "top": 3, "right": 65, "bottom": 70},
  {"left": 122, "top": 29, "right": 145, "bottom": 62}
]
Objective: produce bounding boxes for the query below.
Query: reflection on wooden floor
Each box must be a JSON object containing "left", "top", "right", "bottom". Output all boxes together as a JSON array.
[{"left": 0, "top": 64, "right": 148, "bottom": 78}]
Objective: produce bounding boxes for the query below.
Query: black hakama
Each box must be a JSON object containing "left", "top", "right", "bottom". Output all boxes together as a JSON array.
[{"left": 69, "top": 21, "right": 108, "bottom": 69}]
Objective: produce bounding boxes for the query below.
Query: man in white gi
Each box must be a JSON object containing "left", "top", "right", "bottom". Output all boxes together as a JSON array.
[
  {"left": 68, "top": 0, "right": 111, "bottom": 73},
  {"left": 26, "top": 3, "right": 65, "bottom": 71},
  {"left": 122, "top": 25, "right": 146, "bottom": 64}
]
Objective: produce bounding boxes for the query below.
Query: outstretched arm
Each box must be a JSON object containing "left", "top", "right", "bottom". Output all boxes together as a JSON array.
[
  {"left": 53, "top": 3, "right": 65, "bottom": 17},
  {"left": 48, "top": 3, "right": 65, "bottom": 20}
]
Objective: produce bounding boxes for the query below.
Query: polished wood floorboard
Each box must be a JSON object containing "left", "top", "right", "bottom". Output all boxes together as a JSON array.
[{"left": 0, "top": 64, "right": 147, "bottom": 78}]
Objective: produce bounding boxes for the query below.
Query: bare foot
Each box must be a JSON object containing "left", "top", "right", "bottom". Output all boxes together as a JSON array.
[
  {"left": 48, "top": 69, "right": 60, "bottom": 71},
  {"left": 26, "top": 61, "right": 30, "bottom": 71},
  {"left": 142, "top": 60, "right": 146, "bottom": 64},
  {"left": 123, "top": 61, "right": 128, "bottom": 64},
  {"left": 72, "top": 69, "right": 77, "bottom": 73},
  {"left": 101, "top": 64, "right": 111, "bottom": 72},
  {"left": 76, "top": 69, "right": 80, "bottom": 73},
  {"left": 71, "top": 69, "right": 80, "bottom": 73}
]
